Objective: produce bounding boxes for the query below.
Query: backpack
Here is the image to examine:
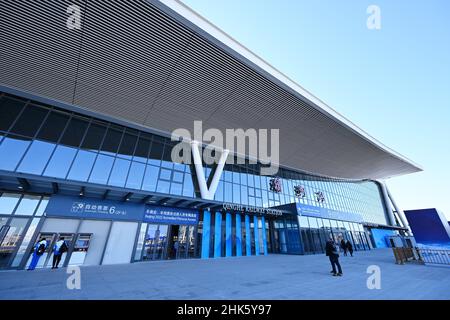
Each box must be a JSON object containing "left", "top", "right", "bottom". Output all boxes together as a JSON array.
[
  {"left": 59, "top": 241, "right": 68, "bottom": 254},
  {"left": 331, "top": 243, "right": 339, "bottom": 256},
  {"left": 36, "top": 243, "right": 46, "bottom": 255}
]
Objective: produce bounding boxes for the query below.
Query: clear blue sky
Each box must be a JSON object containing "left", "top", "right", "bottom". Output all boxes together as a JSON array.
[{"left": 182, "top": 0, "right": 450, "bottom": 220}]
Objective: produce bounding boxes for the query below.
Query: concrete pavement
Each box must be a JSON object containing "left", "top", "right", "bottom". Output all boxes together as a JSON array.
[{"left": 0, "top": 249, "right": 449, "bottom": 300}]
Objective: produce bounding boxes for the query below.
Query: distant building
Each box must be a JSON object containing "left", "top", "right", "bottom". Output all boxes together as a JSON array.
[{"left": 404, "top": 209, "right": 450, "bottom": 247}]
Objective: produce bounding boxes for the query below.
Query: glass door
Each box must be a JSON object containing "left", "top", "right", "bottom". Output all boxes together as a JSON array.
[
  {"left": 187, "top": 225, "right": 196, "bottom": 258},
  {"left": 142, "top": 224, "right": 168, "bottom": 261},
  {"left": 0, "top": 217, "right": 29, "bottom": 269},
  {"left": 176, "top": 225, "right": 188, "bottom": 259}
]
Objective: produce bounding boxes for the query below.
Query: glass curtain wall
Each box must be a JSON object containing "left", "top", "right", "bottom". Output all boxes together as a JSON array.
[
  {"left": 0, "top": 192, "right": 49, "bottom": 269},
  {"left": 0, "top": 93, "right": 389, "bottom": 226}
]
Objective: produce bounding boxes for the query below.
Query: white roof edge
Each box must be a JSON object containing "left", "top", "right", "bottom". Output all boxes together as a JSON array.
[{"left": 157, "top": 0, "right": 423, "bottom": 172}]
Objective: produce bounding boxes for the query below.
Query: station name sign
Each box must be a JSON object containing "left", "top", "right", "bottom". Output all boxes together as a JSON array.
[{"left": 222, "top": 203, "right": 283, "bottom": 216}]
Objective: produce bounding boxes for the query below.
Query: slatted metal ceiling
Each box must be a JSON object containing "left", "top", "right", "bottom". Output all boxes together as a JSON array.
[{"left": 0, "top": 0, "right": 422, "bottom": 179}]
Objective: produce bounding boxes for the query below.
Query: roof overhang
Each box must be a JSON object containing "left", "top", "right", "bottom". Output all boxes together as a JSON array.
[{"left": 0, "top": 0, "right": 423, "bottom": 180}]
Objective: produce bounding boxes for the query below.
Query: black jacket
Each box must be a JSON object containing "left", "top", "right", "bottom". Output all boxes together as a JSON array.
[{"left": 325, "top": 241, "right": 337, "bottom": 257}]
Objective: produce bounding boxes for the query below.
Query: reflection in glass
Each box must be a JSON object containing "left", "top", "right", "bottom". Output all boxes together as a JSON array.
[
  {"left": 0, "top": 193, "right": 21, "bottom": 214},
  {"left": 170, "top": 182, "right": 182, "bottom": 196},
  {"left": 43, "top": 145, "right": 77, "bottom": 178},
  {"left": 11, "top": 217, "right": 40, "bottom": 267},
  {"left": 34, "top": 197, "right": 49, "bottom": 216},
  {"left": 142, "top": 165, "right": 159, "bottom": 192},
  {"left": 108, "top": 158, "right": 131, "bottom": 187},
  {"left": 172, "top": 171, "right": 183, "bottom": 183},
  {"left": 182, "top": 174, "right": 194, "bottom": 197},
  {"left": 16, "top": 140, "right": 56, "bottom": 175},
  {"left": 89, "top": 154, "right": 114, "bottom": 185},
  {"left": 134, "top": 223, "right": 147, "bottom": 261},
  {"left": 15, "top": 195, "right": 41, "bottom": 216},
  {"left": 157, "top": 180, "right": 170, "bottom": 194},
  {"left": 143, "top": 224, "right": 168, "bottom": 260},
  {"left": 67, "top": 150, "right": 96, "bottom": 182},
  {"left": 0, "top": 217, "right": 29, "bottom": 269},
  {"left": 0, "top": 135, "right": 31, "bottom": 171},
  {"left": 125, "top": 162, "right": 145, "bottom": 190},
  {"left": 159, "top": 169, "right": 171, "bottom": 181}
]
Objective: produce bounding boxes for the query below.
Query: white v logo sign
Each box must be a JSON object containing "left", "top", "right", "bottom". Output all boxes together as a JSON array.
[{"left": 191, "top": 141, "right": 229, "bottom": 200}]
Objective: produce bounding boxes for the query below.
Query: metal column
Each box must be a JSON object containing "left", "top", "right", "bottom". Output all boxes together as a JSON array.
[{"left": 386, "top": 186, "right": 413, "bottom": 235}]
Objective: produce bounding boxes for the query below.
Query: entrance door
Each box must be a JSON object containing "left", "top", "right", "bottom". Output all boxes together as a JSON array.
[
  {"left": 142, "top": 224, "right": 168, "bottom": 260},
  {"left": 174, "top": 225, "right": 196, "bottom": 259},
  {"left": 142, "top": 224, "right": 196, "bottom": 261},
  {"left": 168, "top": 225, "right": 180, "bottom": 259},
  {"left": 176, "top": 225, "right": 187, "bottom": 259}
]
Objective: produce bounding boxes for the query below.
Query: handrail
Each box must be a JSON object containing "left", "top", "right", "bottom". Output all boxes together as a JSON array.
[{"left": 392, "top": 247, "right": 450, "bottom": 266}]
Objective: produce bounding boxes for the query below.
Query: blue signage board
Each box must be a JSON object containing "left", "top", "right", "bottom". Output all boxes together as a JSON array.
[
  {"left": 45, "top": 195, "right": 145, "bottom": 221},
  {"left": 295, "top": 203, "right": 363, "bottom": 223},
  {"left": 144, "top": 206, "right": 199, "bottom": 225}
]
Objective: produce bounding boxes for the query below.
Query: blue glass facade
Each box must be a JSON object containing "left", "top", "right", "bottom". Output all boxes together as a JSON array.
[
  {"left": 0, "top": 93, "right": 387, "bottom": 224},
  {"left": 0, "top": 92, "right": 393, "bottom": 268}
]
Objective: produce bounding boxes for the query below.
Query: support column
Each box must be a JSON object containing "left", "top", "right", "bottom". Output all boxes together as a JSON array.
[
  {"left": 201, "top": 209, "right": 211, "bottom": 259},
  {"left": 378, "top": 181, "right": 397, "bottom": 227},
  {"left": 225, "top": 211, "right": 232, "bottom": 257},
  {"left": 235, "top": 213, "right": 242, "bottom": 256},
  {"left": 254, "top": 215, "right": 260, "bottom": 256},
  {"left": 214, "top": 211, "right": 222, "bottom": 258},
  {"left": 245, "top": 214, "right": 251, "bottom": 256},
  {"left": 386, "top": 186, "right": 413, "bottom": 235},
  {"left": 261, "top": 216, "right": 268, "bottom": 256}
]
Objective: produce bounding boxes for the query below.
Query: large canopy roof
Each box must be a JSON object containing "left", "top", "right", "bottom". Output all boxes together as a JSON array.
[{"left": 0, "top": 0, "right": 422, "bottom": 180}]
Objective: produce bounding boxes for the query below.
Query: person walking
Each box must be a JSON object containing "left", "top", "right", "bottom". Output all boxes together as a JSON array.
[
  {"left": 28, "top": 237, "right": 47, "bottom": 270},
  {"left": 52, "top": 237, "right": 68, "bottom": 269},
  {"left": 173, "top": 240, "right": 179, "bottom": 259},
  {"left": 325, "top": 236, "right": 343, "bottom": 276},
  {"left": 340, "top": 238, "right": 348, "bottom": 256},
  {"left": 346, "top": 240, "right": 354, "bottom": 257}
]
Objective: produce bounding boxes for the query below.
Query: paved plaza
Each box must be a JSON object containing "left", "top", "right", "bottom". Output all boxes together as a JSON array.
[{"left": 0, "top": 249, "right": 449, "bottom": 300}]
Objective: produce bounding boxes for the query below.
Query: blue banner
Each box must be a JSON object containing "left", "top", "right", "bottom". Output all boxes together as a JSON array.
[
  {"left": 45, "top": 195, "right": 145, "bottom": 221},
  {"left": 295, "top": 203, "right": 363, "bottom": 223},
  {"left": 144, "top": 206, "right": 199, "bottom": 225}
]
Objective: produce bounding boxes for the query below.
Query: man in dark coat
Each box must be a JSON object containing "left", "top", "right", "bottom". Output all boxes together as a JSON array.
[
  {"left": 340, "top": 239, "right": 348, "bottom": 256},
  {"left": 325, "top": 237, "right": 343, "bottom": 276},
  {"left": 346, "top": 240, "right": 354, "bottom": 257}
]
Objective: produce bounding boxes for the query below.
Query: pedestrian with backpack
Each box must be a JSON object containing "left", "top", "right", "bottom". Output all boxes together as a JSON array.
[
  {"left": 28, "top": 237, "right": 47, "bottom": 270},
  {"left": 52, "top": 237, "right": 68, "bottom": 269}
]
